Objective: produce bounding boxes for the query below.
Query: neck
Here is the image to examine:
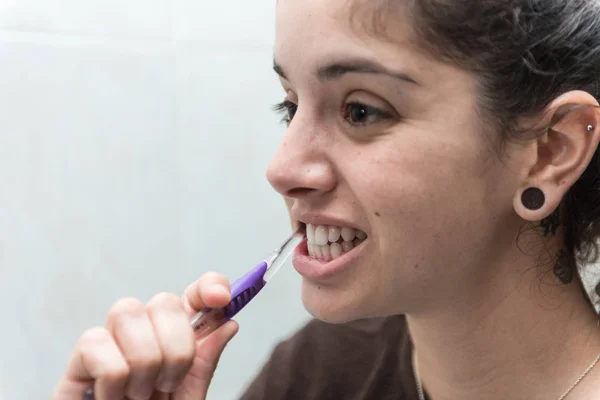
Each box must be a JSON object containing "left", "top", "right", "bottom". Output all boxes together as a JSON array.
[{"left": 407, "top": 233, "right": 600, "bottom": 400}]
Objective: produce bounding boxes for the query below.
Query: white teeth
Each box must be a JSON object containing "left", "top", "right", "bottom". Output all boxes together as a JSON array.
[
  {"left": 330, "top": 243, "right": 343, "bottom": 259},
  {"left": 306, "top": 238, "right": 364, "bottom": 260},
  {"left": 321, "top": 245, "right": 331, "bottom": 261},
  {"left": 307, "top": 224, "right": 315, "bottom": 244},
  {"left": 342, "top": 241, "right": 354, "bottom": 252},
  {"left": 313, "top": 245, "right": 322, "bottom": 259},
  {"left": 314, "top": 225, "right": 329, "bottom": 246},
  {"left": 305, "top": 223, "right": 367, "bottom": 261},
  {"left": 341, "top": 227, "right": 355, "bottom": 242},
  {"left": 328, "top": 226, "right": 341, "bottom": 242}
]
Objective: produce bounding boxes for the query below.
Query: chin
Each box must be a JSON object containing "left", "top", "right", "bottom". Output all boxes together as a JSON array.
[{"left": 300, "top": 279, "right": 371, "bottom": 324}]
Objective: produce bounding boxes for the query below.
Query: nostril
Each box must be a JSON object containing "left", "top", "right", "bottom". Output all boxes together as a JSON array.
[{"left": 287, "top": 187, "right": 316, "bottom": 197}]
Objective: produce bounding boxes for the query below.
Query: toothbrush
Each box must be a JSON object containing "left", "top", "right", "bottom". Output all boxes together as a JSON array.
[
  {"left": 83, "top": 227, "right": 305, "bottom": 399},
  {"left": 189, "top": 226, "right": 305, "bottom": 339}
]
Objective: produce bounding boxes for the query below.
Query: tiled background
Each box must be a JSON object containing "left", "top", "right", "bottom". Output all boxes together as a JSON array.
[
  {"left": 5, "top": 2, "right": 600, "bottom": 399},
  {"left": 0, "top": 1, "right": 311, "bottom": 398}
]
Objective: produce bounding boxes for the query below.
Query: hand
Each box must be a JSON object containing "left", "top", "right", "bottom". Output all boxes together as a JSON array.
[{"left": 52, "top": 272, "right": 239, "bottom": 400}]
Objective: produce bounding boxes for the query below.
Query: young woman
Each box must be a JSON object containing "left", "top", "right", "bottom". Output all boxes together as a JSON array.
[{"left": 53, "top": 1, "right": 600, "bottom": 399}]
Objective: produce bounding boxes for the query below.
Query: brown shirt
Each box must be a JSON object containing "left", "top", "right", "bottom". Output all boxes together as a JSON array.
[{"left": 240, "top": 314, "right": 427, "bottom": 400}]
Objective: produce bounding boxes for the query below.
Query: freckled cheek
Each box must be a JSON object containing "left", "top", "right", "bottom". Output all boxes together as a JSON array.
[
  {"left": 361, "top": 177, "right": 471, "bottom": 274},
  {"left": 358, "top": 154, "right": 475, "bottom": 237}
]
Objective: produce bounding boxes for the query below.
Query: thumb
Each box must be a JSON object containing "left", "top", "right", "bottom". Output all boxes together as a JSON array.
[{"left": 175, "top": 320, "right": 239, "bottom": 400}]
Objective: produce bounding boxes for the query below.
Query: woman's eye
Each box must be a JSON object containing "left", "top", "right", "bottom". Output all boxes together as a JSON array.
[
  {"left": 344, "top": 103, "right": 390, "bottom": 126},
  {"left": 273, "top": 100, "right": 298, "bottom": 125}
]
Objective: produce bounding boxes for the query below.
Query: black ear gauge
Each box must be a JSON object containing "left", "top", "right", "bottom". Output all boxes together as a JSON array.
[{"left": 521, "top": 187, "right": 545, "bottom": 211}]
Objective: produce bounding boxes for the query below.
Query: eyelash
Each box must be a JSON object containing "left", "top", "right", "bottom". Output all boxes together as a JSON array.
[
  {"left": 272, "top": 100, "right": 297, "bottom": 125},
  {"left": 272, "top": 101, "right": 392, "bottom": 127}
]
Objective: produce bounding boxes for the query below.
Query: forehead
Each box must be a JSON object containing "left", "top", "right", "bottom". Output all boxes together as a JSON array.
[
  {"left": 273, "top": 0, "right": 450, "bottom": 91},
  {"left": 275, "top": 0, "right": 413, "bottom": 46}
]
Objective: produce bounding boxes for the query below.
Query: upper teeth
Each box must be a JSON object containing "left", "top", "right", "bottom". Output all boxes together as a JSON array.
[{"left": 307, "top": 224, "right": 367, "bottom": 245}]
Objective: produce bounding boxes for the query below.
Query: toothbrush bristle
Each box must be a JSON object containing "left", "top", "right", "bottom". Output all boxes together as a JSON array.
[{"left": 296, "top": 223, "right": 307, "bottom": 236}]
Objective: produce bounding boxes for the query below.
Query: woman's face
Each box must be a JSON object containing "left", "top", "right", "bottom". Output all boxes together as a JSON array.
[{"left": 267, "top": 0, "right": 529, "bottom": 322}]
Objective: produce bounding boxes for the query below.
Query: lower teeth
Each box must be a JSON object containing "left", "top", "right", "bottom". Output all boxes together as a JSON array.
[{"left": 308, "top": 239, "right": 364, "bottom": 261}]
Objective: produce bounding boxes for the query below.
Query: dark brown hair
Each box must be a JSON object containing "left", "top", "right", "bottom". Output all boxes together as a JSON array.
[{"left": 362, "top": 0, "right": 600, "bottom": 297}]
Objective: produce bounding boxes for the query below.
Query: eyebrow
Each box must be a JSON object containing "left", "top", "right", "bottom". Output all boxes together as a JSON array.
[{"left": 273, "top": 58, "right": 418, "bottom": 85}]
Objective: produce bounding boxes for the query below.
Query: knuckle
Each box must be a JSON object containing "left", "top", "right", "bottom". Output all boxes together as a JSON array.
[
  {"left": 128, "top": 352, "right": 163, "bottom": 372},
  {"left": 165, "top": 342, "right": 196, "bottom": 369},
  {"left": 202, "top": 271, "right": 222, "bottom": 280},
  {"left": 102, "top": 363, "right": 131, "bottom": 382},
  {"left": 165, "top": 350, "right": 195, "bottom": 372},
  {"left": 201, "top": 271, "right": 228, "bottom": 284},
  {"left": 108, "top": 297, "right": 146, "bottom": 320},
  {"left": 78, "top": 328, "right": 131, "bottom": 380},
  {"left": 79, "top": 326, "right": 112, "bottom": 347},
  {"left": 148, "top": 292, "right": 181, "bottom": 309}
]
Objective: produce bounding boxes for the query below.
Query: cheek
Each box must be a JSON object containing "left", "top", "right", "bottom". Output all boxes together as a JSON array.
[{"left": 355, "top": 138, "right": 497, "bottom": 255}]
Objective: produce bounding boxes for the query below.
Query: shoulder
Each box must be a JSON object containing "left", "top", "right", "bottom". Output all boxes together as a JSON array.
[
  {"left": 282, "top": 314, "right": 408, "bottom": 354},
  {"left": 268, "top": 314, "right": 408, "bottom": 362},
  {"left": 240, "top": 315, "right": 412, "bottom": 400}
]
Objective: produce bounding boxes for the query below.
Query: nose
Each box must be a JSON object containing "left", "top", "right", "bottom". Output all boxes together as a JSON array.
[{"left": 266, "top": 120, "right": 336, "bottom": 200}]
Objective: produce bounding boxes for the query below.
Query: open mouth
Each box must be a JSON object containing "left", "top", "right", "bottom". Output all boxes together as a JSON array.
[{"left": 305, "top": 223, "right": 367, "bottom": 261}]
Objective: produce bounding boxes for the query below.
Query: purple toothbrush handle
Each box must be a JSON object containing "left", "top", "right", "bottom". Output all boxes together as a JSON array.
[
  {"left": 226, "top": 261, "right": 268, "bottom": 317},
  {"left": 190, "top": 261, "right": 267, "bottom": 337}
]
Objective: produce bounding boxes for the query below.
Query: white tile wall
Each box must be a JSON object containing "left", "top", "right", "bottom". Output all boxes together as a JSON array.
[
  {"left": 0, "top": 1, "right": 310, "bottom": 399},
  {"left": 174, "top": 0, "right": 276, "bottom": 44},
  {"left": 0, "top": 0, "right": 173, "bottom": 38}
]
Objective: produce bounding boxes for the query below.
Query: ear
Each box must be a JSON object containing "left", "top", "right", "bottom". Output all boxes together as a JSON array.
[{"left": 514, "top": 90, "right": 600, "bottom": 222}]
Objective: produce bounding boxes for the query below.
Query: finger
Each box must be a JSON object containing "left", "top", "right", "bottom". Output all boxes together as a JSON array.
[
  {"left": 179, "top": 320, "right": 239, "bottom": 399},
  {"left": 147, "top": 293, "right": 196, "bottom": 393},
  {"left": 182, "top": 272, "right": 231, "bottom": 315},
  {"left": 105, "top": 298, "right": 163, "bottom": 400},
  {"left": 51, "top": 327, "right": 129, "bottom": 400}
]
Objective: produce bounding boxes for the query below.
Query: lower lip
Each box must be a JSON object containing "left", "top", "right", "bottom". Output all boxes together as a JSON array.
[{"left": 292, "top": 239, "right": 366, "bottom": 280}]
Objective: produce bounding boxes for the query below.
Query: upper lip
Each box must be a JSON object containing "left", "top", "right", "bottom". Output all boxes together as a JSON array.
[{"left": 293, "top": 212, "right": 364, "bottom": 232}]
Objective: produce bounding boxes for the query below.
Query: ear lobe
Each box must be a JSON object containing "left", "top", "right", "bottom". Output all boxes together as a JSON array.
[
  {"left": 514, "top": 185, "right": 561, "bottom": 222},
  {"left": 514, "top": 103, "right": 600, "bottom": 222}
]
